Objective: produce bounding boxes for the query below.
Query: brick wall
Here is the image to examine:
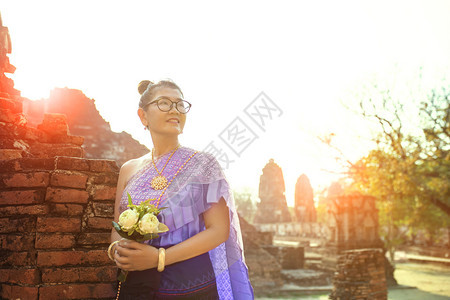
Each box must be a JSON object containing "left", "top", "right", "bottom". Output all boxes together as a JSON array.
[
  {"left": 1, "top": 91, "right": 119, "bottom": 299},
  {"left": 329, "top": 248, "right": 387, "bottom": 300}
]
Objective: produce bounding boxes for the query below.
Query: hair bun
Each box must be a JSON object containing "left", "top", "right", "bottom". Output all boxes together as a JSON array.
[{"left": 138, "top": 80, "right": 154, "bottom": 95}]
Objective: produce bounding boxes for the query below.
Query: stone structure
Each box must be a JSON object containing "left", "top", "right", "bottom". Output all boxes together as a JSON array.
[
  {"left": 329, "top": 249, "right": 387, "bottom": 300},
  {"left": 326, "top": 194, "right": 382, "bottom": 251},
  {"left": 239, "top": 216, "right": 283, "bottom": 295},
  {"left": 262, "top": 246, "right": 304, "bottom": 270},
  {"left": 255, "top": 222, "right": 328, "bottom": 239},
  {"left": 254, "top": 159, "right": 291, "bottom": 223},
  {"left": 0, "top": 17, "right": 118, "bottom": 299},
  {"left": 0, "top": 13, "right": 18, "bottom": 97},
  {"left": 0, "top": 114, "right": 119, "bottom": 299},
  {"left": 294, "top": 174, "right": 316, "bottom": 223},
  {"left": 22, "top": 87, "right": 149, "bottom": 166},
  {"left": 323, "top": 189, "right": 396, "bottom": 294}
]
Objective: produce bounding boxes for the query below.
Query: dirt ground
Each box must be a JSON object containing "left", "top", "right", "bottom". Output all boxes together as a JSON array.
[
  {"left": 255, "top": 262, "right": 450, "bottom": 299},
  {"left": 392, "top": 262, "right": 450, "bottom": 299}
]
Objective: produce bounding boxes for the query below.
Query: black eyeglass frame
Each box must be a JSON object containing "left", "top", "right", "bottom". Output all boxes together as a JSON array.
[{"left": 143, "top": 97, "right": 192, "bottom": 114}]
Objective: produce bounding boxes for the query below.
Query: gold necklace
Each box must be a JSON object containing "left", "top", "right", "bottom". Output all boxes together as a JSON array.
[
  {"left": 152, "top": 150, "right": 198, "bottom": 208},
  {"left": 150, "top": 144, "right": 181, "bottom": 190}
]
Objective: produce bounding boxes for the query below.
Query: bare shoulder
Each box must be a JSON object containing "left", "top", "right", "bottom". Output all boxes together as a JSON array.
[{"left": 118, "top": 153, "right": 151, "bottom": 186}]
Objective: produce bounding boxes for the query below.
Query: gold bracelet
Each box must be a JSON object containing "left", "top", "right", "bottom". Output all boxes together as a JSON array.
[
  {"left": 107, "top": 241, "right": 119, "bottom": 261},
  {"left": 157, "top": 248, "right": 166, "bottom": 272}
]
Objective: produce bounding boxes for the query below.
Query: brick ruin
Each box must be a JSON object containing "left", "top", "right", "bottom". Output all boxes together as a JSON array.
[
  {"left": 329, "top": 249, "right": 387, "bottom": 300},
  {"left": 239, "top": 216, "right": 284, "bottom": 294},
  {"left": 326, "top": 194, "right": 383, "bottom": 253},
  {"left": 0, "top": 108, "right": 120, "bottom": 299},
  {"left": 325, "top": 194, "right": 389, "bottom": 299},
  {"left": 0, "top": 104, "right": 120, "bottom": 299},
  {"left": 254, "top": 159, "right": 291, "bottom": 223},
  {"left": 22, "top": 88, "right": 149, "bottom": 166},
  {"left": 294, "top": 174, "right": 316, "bottom": 223}
]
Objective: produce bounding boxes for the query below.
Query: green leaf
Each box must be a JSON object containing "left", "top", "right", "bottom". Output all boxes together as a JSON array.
[{"left": 127, "top": 192, "right": 133, "bottom": 206}]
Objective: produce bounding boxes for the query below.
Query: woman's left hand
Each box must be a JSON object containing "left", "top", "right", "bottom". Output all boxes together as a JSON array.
[{"left": 113, "top": 239, "right": 159, "bottom": 271}]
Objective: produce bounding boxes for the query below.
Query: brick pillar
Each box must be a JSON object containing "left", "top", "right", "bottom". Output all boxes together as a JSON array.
[{"left": 329, "top": 248, "right": 387, "bottom": 300}]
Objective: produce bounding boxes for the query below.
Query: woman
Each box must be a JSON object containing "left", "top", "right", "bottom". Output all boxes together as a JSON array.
[{"left": 109, "top": 79, "right": 254, "bottom": 299}]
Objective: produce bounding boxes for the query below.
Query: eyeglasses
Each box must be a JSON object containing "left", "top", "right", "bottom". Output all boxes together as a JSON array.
[{"left": 144, "top": 97, "right": 191, "bottom": 114}]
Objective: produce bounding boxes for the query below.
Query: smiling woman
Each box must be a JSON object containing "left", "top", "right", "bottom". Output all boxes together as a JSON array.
[{"left": 109, "top": 79, "right": 254, "bottom": 299}]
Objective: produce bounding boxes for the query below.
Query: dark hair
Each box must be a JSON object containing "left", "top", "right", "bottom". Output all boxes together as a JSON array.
[{"left": 138, "top": 79, "right": 184, "bottom": 108}]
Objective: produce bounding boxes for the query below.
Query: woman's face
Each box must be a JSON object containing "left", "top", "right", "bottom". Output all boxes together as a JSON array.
[{"left": 138, "top": 87, "right": 186, "bottom": 136}]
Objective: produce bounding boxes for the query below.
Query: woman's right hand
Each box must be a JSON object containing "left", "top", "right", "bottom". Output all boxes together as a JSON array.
[{"left": 113, "top": 239, "right": 159, "bottom": 271}]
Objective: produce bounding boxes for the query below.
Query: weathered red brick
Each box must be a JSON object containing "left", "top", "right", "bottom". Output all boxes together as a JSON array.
[
  {"left": 0, "top": 159, "right": 21, "bottom": 172},
  {"left": 7, "top": 97, "right": 22, "bottom": 113},
  {"left": 19, "top": 157, "right": 56, "bottom": 170},
  {"left": 0, "top": 251, "right": 36, "bottom": 267},
  {"left": 41, "top": 266, "right": 116, "bottom": 283},
  {"left": 77, "top": 233, "right": 111, "bottom": 245},
  {"left": 1, "top": 284, "right": 38, "bottom": 300},
  {"left": 38, "top": 283, "right": 116, "bottom": 299},
  {"left": 0, "top": 234, "right": 35, "bottom": 251},
  {"left": 0, "top": 137, "right": 16, "bottom": 149},
  {"left": 0, "top": 171, "right": 50, "bottom": 188},
  {"left": 45, "top": 187, "right": 89, "bottom": 204},
  {"left": 89, "top": 159, "right": 119, "bottom": 173},
  {"left": 0, "top": 98, "right": 16, "bottom": 111},
  {"left": 90, "top": 185, "right": 116, "bottom": 201},
  {"left": 55, "top": 156, "right": 89, "bottom": 171},
  {"left": 35, "top": 233, "right": 76, "bottom": 249},
  {"left": 0, "top": 204, "right": 49, "bottom": 217},
  {"left": 37, "top": 217, "right": 81, "bottom": 233},
  {"left": 0, "top": 190, "right": 45, "bottom": 205},
  {"left": 49, "top": 203, "right": 84, "bottom": 216},
  {"left": 92, "top": 202, "right": 114, "bottom": 217},
  {"left": 0, "top": 149, "right": 22, "bottom": 160},
  {"left": 0, "top": 122, "right": 18, "bottom": 138},
  {"left": 88, "top": 173, "right": 118, "bottom": 185},
  {"left": 37, "top": 113, "right": 69, "bottom": 135},
  {"left": 0, "top": 217, "right": 36, "bottom": 233},
  {"left": 22, "top": 126, "right": 42, "bottom": 141},
  {"left": 0, "top": 268, "right": 40, "bottom": 284},
  {"left": 0, "top": 108, "right": 19, "bottom": 123},
  {"left": 46, "top": 134, "right": 85, "bottom": 146},
  {"left": 30, "top": 144, "right": 84, "bottom": 159},
  {"left": 50, "top": 170, "right": 88, "bottom": 189},
  {"left": 37, "top": 249, "right": 111, "bottom": 267},
  {"left": 87, "top": 217, "right": 113, "bottom": 230}
]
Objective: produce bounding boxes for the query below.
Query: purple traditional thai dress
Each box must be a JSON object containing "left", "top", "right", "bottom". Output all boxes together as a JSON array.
[{"left": 117, "top": 146, "right": 254, "bottom": 299}]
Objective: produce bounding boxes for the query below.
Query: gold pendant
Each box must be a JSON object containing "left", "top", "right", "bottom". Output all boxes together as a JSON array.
[{"left": 151, "top": 175, "right": 168, "bottom": 190}]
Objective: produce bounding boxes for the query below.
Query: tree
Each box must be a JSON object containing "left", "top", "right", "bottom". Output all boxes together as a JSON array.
[
  {"left": 233, "top": 189, "right": 257, "bottom": 223},
  {"left": 345, "top": 86, "right": 450, "bottom": 261}
]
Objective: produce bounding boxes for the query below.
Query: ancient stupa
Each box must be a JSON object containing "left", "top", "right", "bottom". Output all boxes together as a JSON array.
[
  {"left": 254, "top": 159, "right": 291, "bottom": 223},
  {"left": 294, "top": 174, "right": 316, "bottom": 223}
]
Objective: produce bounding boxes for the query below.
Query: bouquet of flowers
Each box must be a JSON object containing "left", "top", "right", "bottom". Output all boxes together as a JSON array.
[{"left": 112, "top": 192, "right": 169, "bottom": 281}]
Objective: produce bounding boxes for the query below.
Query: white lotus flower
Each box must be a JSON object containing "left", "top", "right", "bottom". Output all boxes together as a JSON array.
[
  {"left": 118, "top": 209, "right": 139, "bottom": 232},
  {"left": 138, "top": 213, "right": 160, "bottom": 234}
]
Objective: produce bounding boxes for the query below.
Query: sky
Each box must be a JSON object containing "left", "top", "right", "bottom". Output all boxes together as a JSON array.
[{"left": 2, "top": 0, "right": 450, "bottom": 206}]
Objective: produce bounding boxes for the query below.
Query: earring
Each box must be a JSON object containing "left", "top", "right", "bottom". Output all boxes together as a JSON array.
[{"left": 144, "top": 126, "right": 147, "bottom": 130}]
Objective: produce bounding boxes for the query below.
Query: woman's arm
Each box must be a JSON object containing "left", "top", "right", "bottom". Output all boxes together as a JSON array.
[
  {"left": 110, "top": 160, "right": 138, "bottom": 250},
  {"left": 114, "top": 197, "right": 230, "bottom": 271}
]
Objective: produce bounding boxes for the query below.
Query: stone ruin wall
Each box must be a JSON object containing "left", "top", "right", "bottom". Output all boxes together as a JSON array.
[
  {"left": 0, "top": 90, "right": 119, "bottom": 299},
  {"left": 330, "top": 249, "right": 387, "bottom": 300}
]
